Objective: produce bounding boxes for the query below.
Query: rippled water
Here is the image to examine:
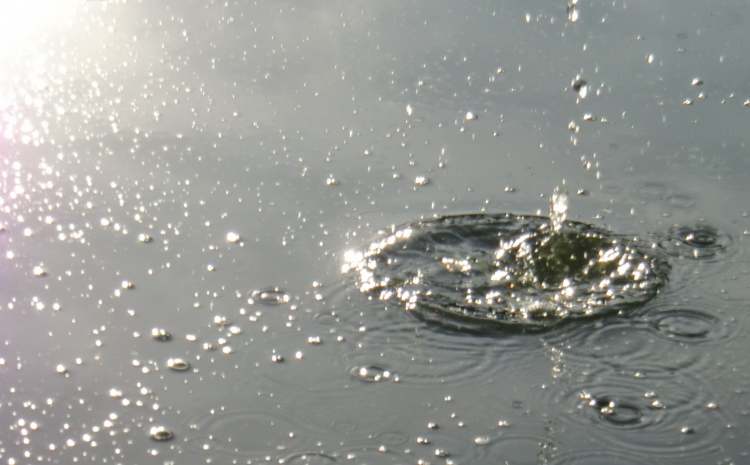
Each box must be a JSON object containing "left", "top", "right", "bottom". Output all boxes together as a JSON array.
[{"left": 1, "top": 0, "right": 749, "bottom": 464}]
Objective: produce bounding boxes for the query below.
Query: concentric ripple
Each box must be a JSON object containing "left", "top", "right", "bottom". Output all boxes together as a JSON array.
[
  {"left": 658, "top": 224, "right": 732, "bottom": 261},
  {"left": 343, "top": 214, "right": 669, "bottom": 329},
  {"left": 647, "top": 307, "right": 731, "bottom": 342},
  {"left": 550, "top": 450, "right": 652, "bottom": 465},
  {"left": 327, "top": 283, "right": 536, "bottom": 387},
  {"left": 186, "top": 410, "right": 320, "bottom": 459},
  {"left": 541, "top": 368, "right": 730, "bottom": 460}
]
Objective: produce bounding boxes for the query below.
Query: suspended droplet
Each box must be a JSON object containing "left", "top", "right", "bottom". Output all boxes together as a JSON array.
[
  {"left": 474, "top": 436, "right": 491, "bottom": 446},
  {"left": 571, "top": 77, "right": 588, "bottom": 98},
  {"left": 226, "top": 231, "right": 241, "bottom": 244},
  {"left": 414, "top": 176, "right": 430, "bottom": 187},
  {"left": 166, "top": 358, "right": 190, "bottom": 371},
  {"left": 151, "top": 328, "right": 171, "bottom": 342},
  {"left": 149, "top": 425, "right": 174, "bottom": 442},
  {"left": 32, "top": 265, "right": 47, "bottom": 277}
]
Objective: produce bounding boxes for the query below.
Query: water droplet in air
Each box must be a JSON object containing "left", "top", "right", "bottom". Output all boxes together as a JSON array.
[
  {"left": 325, "top": 175, "right": 338, "bottom": 187},
  {"left": 571, "top": 77, "right": 588, "bottom": 98},
  {"left": 414, "top": 176, "right": 429, "bottom": 187},
  {"left": 213, "top": 315, "right": 229, "bottom": 327},
  {"left": 32, "top": 265, "right": 47, "bottom": 277},
  {"left": 465, "top": 111, "right": 478, "bottom": 121},
  {"left": 474, "top": 436, "right": 491, "bottom": 446},
  {"left": 151, "top": 328, "right": 171, "bottom": 342},
  {"left": 166, "top": 358, "right": 190, "bottom": 371},
  {"left": 149, "top": 426, "right": 174, "bottom": 441},
  {"left": 226, "top": 231, "right": 241, "bottom": 244}
]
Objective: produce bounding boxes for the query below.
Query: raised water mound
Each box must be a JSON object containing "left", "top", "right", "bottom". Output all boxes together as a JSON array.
[{"left": 343, "top": 214, "right": 669, "bottom": 329}]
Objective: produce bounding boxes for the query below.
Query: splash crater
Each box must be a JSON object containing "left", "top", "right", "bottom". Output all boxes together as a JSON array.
[{"left": 343, "top": 212, "right": 669, "bottom": 329}]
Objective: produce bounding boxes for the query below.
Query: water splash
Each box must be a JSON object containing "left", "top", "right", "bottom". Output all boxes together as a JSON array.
[
  {"left": 343, "top": 212, "right": 668, "bottom": 329},
  {"left": 549, "top": 187, "right": 569, "bottom": 233}
]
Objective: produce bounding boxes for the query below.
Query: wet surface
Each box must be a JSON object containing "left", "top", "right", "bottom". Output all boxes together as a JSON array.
[{"left": 1, "top": 0, "right": 750, "bottom": 464}]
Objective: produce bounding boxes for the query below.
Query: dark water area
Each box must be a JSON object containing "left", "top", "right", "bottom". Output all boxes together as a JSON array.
[{"left": 1, "top": 0, "right": 749, "bottom": 464}]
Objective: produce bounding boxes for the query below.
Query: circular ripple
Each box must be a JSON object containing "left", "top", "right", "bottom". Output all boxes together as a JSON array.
[
  {"left": 649, "top": 308, "right": 725, "bottom": 342},
  {"left": 637, "top": 295, "right": 740, "bottom": 345},
  {"left": 545, "top": 318, "right": 658, "bottom": 363},
  {"left": 187, "top": 410, "right": 318, "bottom": 459},
  {"left": 550, "top": 450, "right": 651, "bottom": 465},
  {"left": 473, "top": 433, "right": 558, "bottom": 464},
  {"left": 250, "top": 286, "right": 291, "bottom": 306},
  {"left": 328, "top": 283, "right": 538, "bottom": 386},
  {"left": 542, "top": 368, "right": 730, "bottom": 460},
  {"left": 544, "top": 316, "right": 704, "bottom": 376},
  {"left": 281, "top": 452, "right": 337, "bottom": 465},
  {"left": 343, "top": 214, "right": 668, "bottom": 329},
  {"left": 658, "top": 224, "right": 731, "bottom": 261}
]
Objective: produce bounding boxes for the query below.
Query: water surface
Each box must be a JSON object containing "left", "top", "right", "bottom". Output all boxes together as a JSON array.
[{"left": 0, "top": 0, "right": 749, "bottom": 464}]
